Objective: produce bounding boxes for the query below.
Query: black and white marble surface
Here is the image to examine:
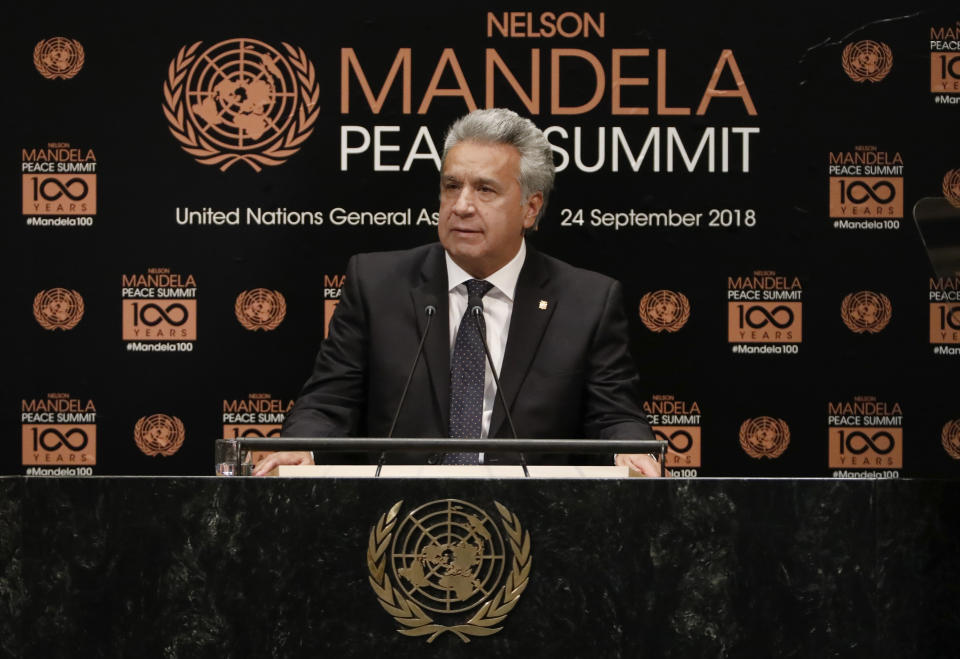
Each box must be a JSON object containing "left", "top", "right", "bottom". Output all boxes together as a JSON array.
[{"left": 1, "top": 477, "right": 957, "bottom": 658}]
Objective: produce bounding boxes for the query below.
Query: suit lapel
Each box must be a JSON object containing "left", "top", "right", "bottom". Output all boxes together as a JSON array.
[
  {"left": 409, "top": 244, "right": 451, "bottom": 432},
  {"left": 491, "top": 247, "right": 555, "bottom": 437}
]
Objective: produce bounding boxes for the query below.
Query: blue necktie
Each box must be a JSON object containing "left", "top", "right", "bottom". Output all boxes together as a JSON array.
[{"left": 445, "top": 279, "right": 494, "bottom": 465}]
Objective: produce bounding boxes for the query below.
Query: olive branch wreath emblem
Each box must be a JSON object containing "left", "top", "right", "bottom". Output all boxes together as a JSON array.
[
  {"left": 639, "top": 290, "right": 690, "bottom": 333},
  {"left": 162, "top": 41, "right": 319, "bottom": 172},
  {"left": 33, "top": 289, "right": 84, "bottom": 330},
  {"left": 841, "top": 41, "right": 893, "bottom": 83},
  {"left": 840, "top": 291, "right": 891, "bottom": 333},
  {"left": 943, "top": 170, "right": 960, "bottom": 209},
  {"left": 367, "top": 500, "right": 532, "bottom": 643},
  {"left": 234, "top": 289, "right": 287, "bottom": 331},
  {"left": 943, "top": 420, "right": 960, "bottom": 460},
  {"left": 33, "top": 39, "right": 85, "bottom": 79}
]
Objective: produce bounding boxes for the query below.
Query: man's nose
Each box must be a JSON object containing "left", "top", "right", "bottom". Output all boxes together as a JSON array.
[{"left": 452, "top": 187, "right": 475, "bottom": 215}]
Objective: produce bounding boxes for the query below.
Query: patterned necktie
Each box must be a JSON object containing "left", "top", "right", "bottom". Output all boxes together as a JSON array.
[{"left": 445, "top": 279, "right": 494, "bottom": 465}]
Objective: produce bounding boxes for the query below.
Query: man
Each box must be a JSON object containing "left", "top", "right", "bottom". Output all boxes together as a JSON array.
[{"left": 253, "top": 108, "right": 659, "bottom": 476}]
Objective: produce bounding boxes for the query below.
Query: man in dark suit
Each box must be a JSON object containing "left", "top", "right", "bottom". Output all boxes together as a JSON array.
[{"left": 254, "top": 108, "right": 659, "bottom": 476}]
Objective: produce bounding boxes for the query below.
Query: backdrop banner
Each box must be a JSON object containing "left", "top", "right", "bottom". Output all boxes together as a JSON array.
[{"left": 6, "top": 3, "right": 959, "bottom": 477}]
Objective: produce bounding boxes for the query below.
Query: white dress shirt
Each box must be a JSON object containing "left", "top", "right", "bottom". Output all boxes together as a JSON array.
[{"left": 445, "top": 240, "right": 526, "bottom": 460}]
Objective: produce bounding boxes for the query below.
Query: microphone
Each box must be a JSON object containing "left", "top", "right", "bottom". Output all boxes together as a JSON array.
[
  {"left": 376, "top": 302, "right": 436, "bottom": 477},
  {"left": 470, "top": 306, "right": 529, "bottom": 477}
]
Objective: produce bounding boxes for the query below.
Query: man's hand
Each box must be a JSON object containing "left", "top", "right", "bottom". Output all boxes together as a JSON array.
[
  {"left": 252, "top": 451, "right": 315, "bottom": 476},
  {"left": 615, "top": 453, "right": 665, "bottom": 477}
]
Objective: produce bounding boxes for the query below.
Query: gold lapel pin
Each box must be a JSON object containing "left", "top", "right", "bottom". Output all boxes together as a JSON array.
[{"left": 538, "top": 300, "right": 548, "bottom": 310}]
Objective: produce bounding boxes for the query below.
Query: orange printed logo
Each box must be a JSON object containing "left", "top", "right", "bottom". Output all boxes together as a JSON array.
[
  {"left": 943, "top": 420, "right": 960, "bottom": 460},
  {"left": 828, "top": 427, "right": 903, "bottom": 469},
  {"left": 727, "top": 272, "right": 802, "bottom": 348},
  {"left": 33, "top": 38, "right": 84, "bottom": 79},
  {"left": 842, "top": 40, "right": 893, "bottom": 82},
  {"left": 22, "top": 424, "right": 96, "bottom": 465},
  {"left": 653, "top": 426, "right": 701, "bottom": 468},
  {"left": 841, "top": 291, "right": 892, "bottom": 333},
  {"left": 728, "top": 302, "right": 802, "bottom": 343},
  {"left": 20, "top": 396, "right": 97, "bottom": 472},
  {"left": 929, "top": 274, "right": 960, "bottom": 346},
  {"left": 638, "top": 290, "right": 690, "bottom": 333},
  {"left": 930, "top": 304, "right": 960, "bottom": 344},
  {"left": 943, "top": 170, "right": 960, "bottom": 209},
  {"left": 739, "top": 417, "right": 790, "bottom": 459},
  {"left": 223, "top": 424, "right": 281, "bottom": 439},
  {"left": 829, "top": 177, "right": 902, "bottom": 218},
  {"left": 134, "top": 414, "right": 185, "bottom": 456},
  {"left": 931, "top": 53, "right": 960, "bottom": 93},
  {"left": 33, "top": 288, "right": 84, "bottom": 330},
  {"left": 162, "top": 39, "right": 319, "bottom": 172},
  {"left": 122, "top": 300, "right": 197, "bottom": 340},
  {"left": 22, "top": 174, "right": 97, "bottom": 215},
  {"left": 121, "top": 269, "right": 197, "bottom": 347},
  {"left": 235, "top": 288, "right": 286, "bottom": 330}
]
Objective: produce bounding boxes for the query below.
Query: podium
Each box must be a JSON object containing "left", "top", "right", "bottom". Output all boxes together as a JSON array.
[
  {"left": 218, "top": 436, "right": 670, "bottom": 477},
  {"left": 1, "top": 475, "right": 957, "bottom": 656},
  {"left": 275, "top": 464, "right": 629, "bottom": 477}
]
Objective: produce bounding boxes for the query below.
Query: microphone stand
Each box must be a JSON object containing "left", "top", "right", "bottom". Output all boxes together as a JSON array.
[
  {"left": 471, "top": 306, "right": 529, "bottom": 477},
  {"left": 376, "top": 303, "right": 436, "bottom": 477}
]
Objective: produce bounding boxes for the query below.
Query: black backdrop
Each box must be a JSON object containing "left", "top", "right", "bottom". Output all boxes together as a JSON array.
[{"left": 6, "top": 2, "right": 958, "bottom": 477}]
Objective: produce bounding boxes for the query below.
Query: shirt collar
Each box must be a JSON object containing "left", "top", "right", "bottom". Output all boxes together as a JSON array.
[{"left": 445, "top": 239, "right": 526, "bottom": 302}]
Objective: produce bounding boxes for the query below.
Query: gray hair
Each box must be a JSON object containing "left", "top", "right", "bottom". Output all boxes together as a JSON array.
[{"left": 442, "top": 108, "right": 555, "bottom": 228}]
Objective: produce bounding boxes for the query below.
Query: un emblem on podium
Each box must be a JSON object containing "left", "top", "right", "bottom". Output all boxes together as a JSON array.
[{"left": 367, "top": 499, "right": 531, "bottom": 643}]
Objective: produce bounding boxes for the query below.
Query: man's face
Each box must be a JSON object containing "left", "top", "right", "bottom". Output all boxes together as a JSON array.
[{"left": 438, "top": 140, "right": 542, "bottom": 279}]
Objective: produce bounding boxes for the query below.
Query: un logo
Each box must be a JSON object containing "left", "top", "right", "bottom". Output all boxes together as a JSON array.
[
  {"left": 367, "top": 499, "right": 531, "bottom": 643},
  {"left": 841, "top": 291, "right": 891, "bottom": 334},
  {"left": 134, "top": 414, "right": 185, "bottom": 457},
  {"left": 235, "top": 288, "right": 286, "bottom": 331},
  {"left": 33, "top": 37, "right": 84, "bottom": 79},
  {"left": 944, "top": 169, "right": 960, "bottom": 209},
  {"left": 638, "top": 290, "right": 690, "bottom": 333},
  {"left": 842, "top": 40, "right": 893, "bottom": 82},
  {"left": 33, "top": 288, "right": 84, "bottom": 330},
  {"left": 163, "top": 38, "right": 319, "bottom": 171},
  {"left": 739, "top": 416, "right": 790, "bottom": 459}
]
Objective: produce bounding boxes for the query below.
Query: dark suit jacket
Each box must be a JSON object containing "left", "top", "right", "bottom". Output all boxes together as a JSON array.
[{"left": 282, "top": 242, "right": 653, "bottom": 464}]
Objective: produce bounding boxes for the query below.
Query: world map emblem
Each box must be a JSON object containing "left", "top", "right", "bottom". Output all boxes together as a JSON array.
[
  {"left": 943, "top": 420, "right": 960, "bottom": 460},
  {"left": 944, "top": 169, "right": 960, "bottom": 209},
  {"left": 33, "top": 38, "right": 85, "bottom": 79},
  {"left": 840, "top": 291, "right": 892, "bottom": 333},
  {"left": 638, "top": 290, "right": 690, "bottom": 333},
  {"left": 367, "top": 499, "right": 531, "bottom": 643},
  {"left": 134, "top": 414, "right": 185, "bottom": 457},
  {"left": 739, "top": 416, "right": 790, "bottom": 459},
  {"left": 841, "top": 40, "right": 893, "bottom": 83},
  {"left": 235, "top": 288, "right": 286, "bottom": 331},
  {"left": 33, "top": 288, "right": 84, "bottom": 330},
  {"left": 162, "top": 38, "right": 319, "bottom": 171}
]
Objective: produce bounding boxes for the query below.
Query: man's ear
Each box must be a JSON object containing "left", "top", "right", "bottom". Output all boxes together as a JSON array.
[{"left": 523, "top": 191, "right": 543, "bottom": 229}]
